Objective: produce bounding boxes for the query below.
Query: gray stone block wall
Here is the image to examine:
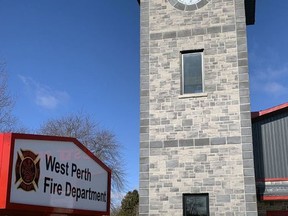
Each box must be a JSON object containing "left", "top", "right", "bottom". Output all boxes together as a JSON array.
[
  {"left": 139, "top": 0, "right": 257, "bottom": 215},
  {"left": 139, "top": 0, "right": 150, "bottom": 215}
]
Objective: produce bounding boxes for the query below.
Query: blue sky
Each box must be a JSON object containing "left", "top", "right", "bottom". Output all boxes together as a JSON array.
[
  {"left": 0, "top": 0, "right": 287, "bottom": 195},
  {"left": 248, "top": 0, "right": 288, "bottom": 111},
  {"left": 0, "top": 0, "right": 140, "bottom": 193}
]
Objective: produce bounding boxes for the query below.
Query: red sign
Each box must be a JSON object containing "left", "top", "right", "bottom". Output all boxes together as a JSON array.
[{"left": 0, "top": 133, "right": 111, "bottom": 216}]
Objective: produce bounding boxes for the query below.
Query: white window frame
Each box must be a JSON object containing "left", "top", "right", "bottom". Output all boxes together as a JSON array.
[{"left": 180, "top": 49, "right": 204, "bottom": 95}]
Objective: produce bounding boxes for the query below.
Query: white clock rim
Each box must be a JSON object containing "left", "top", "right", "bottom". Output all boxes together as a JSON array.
[
  {"left": 177, "top": 0, "right": 202, "bottom": 5},
  {"left": 168, "top": 0, "right": 210, "bottom": 11}
]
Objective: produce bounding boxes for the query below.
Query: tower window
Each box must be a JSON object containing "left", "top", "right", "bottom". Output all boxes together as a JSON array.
[
  {"left": 183, "top": 193, "right": 209, "bottom": 216},
  {"left": 181, "top": 50, "right": 204, "bottom": 94}
]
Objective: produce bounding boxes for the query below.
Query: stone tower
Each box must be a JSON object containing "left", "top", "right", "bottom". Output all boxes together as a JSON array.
[{"left": 139, "top": 0, "right": 257, "bottom": 215}]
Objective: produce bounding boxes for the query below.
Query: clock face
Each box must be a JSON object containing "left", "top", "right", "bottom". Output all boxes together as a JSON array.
[
  {"left": 168, "top": 0, "right": 210, "bottom": 11},
  {"left": 177, "top": 0, "right": 201, "bottom": 5}
]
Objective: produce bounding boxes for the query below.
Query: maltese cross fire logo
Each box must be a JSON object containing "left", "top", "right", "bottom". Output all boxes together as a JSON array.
[{"left": 15, "top": 149, "right": 40, "bottom": 191}]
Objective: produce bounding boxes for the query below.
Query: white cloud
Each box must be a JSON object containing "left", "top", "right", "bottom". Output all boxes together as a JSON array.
[
  {"left": 249, "top": 45, "right": 288, "bottom": 99},
  {"left": 250, "top": 65, "right": 288, "bottom": 98},
  {"left": 263, "top": 82, "right": 288, "bottom": 96},
  {"left": 18, "top": 75, "right": 70, "bottom": 109}
]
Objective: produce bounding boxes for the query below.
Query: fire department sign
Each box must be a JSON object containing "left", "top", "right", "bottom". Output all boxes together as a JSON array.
[{"left": 0, "top": 133, "right": 111, "bottom": 216}]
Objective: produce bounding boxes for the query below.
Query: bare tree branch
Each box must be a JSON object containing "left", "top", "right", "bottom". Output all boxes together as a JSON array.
[
  {"left": 38, "top": 113, "right": 127, "bottom": 204},
  {"left": 0, "top": 62, "right": 17, "bottom": 132}
]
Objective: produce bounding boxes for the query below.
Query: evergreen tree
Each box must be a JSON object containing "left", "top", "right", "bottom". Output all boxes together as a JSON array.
[{"left": 118, "top": 190, "right": 139, "bottom": 216}]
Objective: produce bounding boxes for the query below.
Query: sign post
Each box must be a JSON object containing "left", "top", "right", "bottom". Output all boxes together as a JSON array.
[{"left": 0, "top": 133, "right": 111, "bottom": 216}]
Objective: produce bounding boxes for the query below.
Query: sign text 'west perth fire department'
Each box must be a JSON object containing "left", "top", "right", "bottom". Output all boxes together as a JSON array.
[
  {"left": 0, "top": 133, "right": 111, "bottom": 215},
  {"left": 11, "top": 139, "right": 109, "bottom": 211}
]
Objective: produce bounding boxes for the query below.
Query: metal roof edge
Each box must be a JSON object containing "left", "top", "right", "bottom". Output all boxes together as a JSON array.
[{"left": 251, "top": 102, "right": 288, "bottom": 119}]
